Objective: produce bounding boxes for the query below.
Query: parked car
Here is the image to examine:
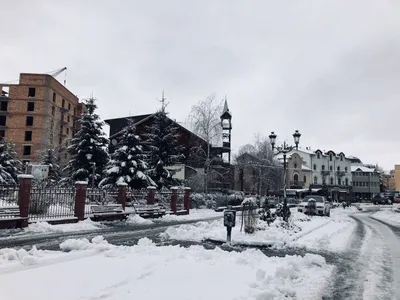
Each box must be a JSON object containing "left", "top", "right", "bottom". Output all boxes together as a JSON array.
[
  {"left": 373, "top": 194, "right": 391, "bottom": 205},
  {"left": 298, "top": 195, "right": 331, "bottom": 217}
]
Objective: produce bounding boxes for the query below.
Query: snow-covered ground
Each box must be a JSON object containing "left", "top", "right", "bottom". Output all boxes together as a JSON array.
[
  {"left": 161, "top": 208, "right": 357, "bottom": 252},
  {"left": 24, "top": 219, "right": 103, "bottom": 233},
  {"left": 0, "top": 236, "right": 333, "bottom": 300},
  {"left": 370, "top": 205, "right": 400, "bottom": 226},
  {"left": 127, "top": 209, "right": 221, "bottom": 225}
]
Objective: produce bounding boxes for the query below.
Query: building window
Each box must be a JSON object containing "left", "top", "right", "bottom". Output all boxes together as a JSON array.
[
  {"left": 337, "top": 166, "right": 340, "bottom": 171},
  {"left": 52, "top": 106, "right": 55, "bottom": 116},
  {"left": 313, "top": 176, "right": 317, "bottom": 184},
  {"left": 23, "top": 145, "right": 31, "bottom": 156},
  {"left": 61, "top": 114, "right": 65, "bottom": 121},
  {"left": 313, "top": 164, "right": 316, "bottom": 170},
  {"left": 27, "top": 102, "right": 35, "bottom": 112},
  {"left": 330, "top": 165, "right": 333, "bottom": 171},
  {"left": 330, "top": 177, "right": 333, "bottom": 185},
  {"left": 67, "top": 115, "right": 70, "bottom": 122},
  {"left": 338, "top": 178, "right": 341, "bottom": 185},
  {"left": 53, "top": 92, "right": 56, "bottom": 103},
  {"left": 0, "top": 130, "right": 4, "bottom": 138},
  {"left": 303, "top": 175, "right": 306, "bottom": 183},
  {"left": 0, "top": 116, "right": 6, "bottom": 126},
  {"left": 322, "top": 165, "right": 325, "bottom": 171},
  {"left": 0, "top": 102, "right": 8, "bottom": 111},
  {"left": 73, "top": 107, "right": 76, "bottom": 115},
  {"left": 317, "top": 152, "right": 320, "bottom": 159},
  {"left": 294, "top": 163, "right": 297, "bottom": 169},
  {"left": 340, "top": 155, "right": 343, "bottom": 161},
  {"left": 62, "top": 99, "right": 65, "bottom": 108},
  {"left": 68, "top": 103, "right": 71, "bottom": 110},
  {"left": 345, "top": 178, "right": 349, "bottom": 186},
  {"left": 60, "top": 125, "right": 63, "bottom": 134},
  {"left": 25, "top": 131, "right": 32, "bottom": 141},
  {"left": 26, "top": 116, "right": 33, "bottom": 126},
  {"left": 66, "top": 127, "right": 69, "bottom": 135},
  {"left": 330, "top": 154, "right": 332, "bottom": 161},
  {"left": 59, "top": 137, "right": 62, "bottom": 146},
  {"left": 28, "top": 87, "right": 36, "bottom": 98},
  {"left": 345, "top": 167, "right": 348, "bottom": 173},
  {"left": 322, "top": 177, "right": 326, "bottom": 184}
]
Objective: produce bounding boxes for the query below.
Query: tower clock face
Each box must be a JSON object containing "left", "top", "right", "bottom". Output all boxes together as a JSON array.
[{"left": 111, "top": 139, "right": 118, "bottom": 146}]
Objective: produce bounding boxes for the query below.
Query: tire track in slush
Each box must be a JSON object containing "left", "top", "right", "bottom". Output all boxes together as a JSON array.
[{"left": 323, "top": 216, "right": 366, "bottom": 299}]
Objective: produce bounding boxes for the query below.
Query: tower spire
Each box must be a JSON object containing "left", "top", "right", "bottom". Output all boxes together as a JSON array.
[{"left": 222, "top": 95, "right": 229, "bottom": 114}]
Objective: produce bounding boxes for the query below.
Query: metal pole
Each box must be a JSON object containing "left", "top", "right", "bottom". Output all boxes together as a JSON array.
[
  {"left": 91, "top": 162, "right": 96, "bottom": 189},
  {"left": 227, "top": 227, "right": 232, "bottom": 244},
  {"left": 283, "top": 153, "right": 287, "bottom": 199}
]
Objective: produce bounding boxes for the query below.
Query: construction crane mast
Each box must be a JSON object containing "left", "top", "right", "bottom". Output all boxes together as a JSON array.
[{"left": 47, "top": 67, "right": 67, "bottom": 85}]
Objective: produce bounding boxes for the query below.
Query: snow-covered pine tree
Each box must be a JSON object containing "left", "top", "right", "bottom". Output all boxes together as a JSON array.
[
  {"left": 64, "top": 98, "right": 109, "bottom": 186},
  {"left": 39, "top": 148, "right": 61, "bottom": 184},
  {"left": 100, "top": 123, "right": 155, "bottom": 189},
  {"left": 0, "top": 140, "right": 21, "bottom": 185},
  {"left": 144, "top": 103, "right": 185, "bottom": 189}
]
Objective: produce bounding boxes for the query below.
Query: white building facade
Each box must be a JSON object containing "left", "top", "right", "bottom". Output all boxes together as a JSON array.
[{"left": 287, "top": 148, "right": 352, "bottom": 189}]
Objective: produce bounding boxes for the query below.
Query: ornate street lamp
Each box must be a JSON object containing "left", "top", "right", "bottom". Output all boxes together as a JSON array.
[{"left": 269, "top": 130, "right": 301, "bottom": 222}]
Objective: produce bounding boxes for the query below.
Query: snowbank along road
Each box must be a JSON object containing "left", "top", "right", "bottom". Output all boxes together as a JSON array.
[{"left": 1, "top": 207, "right": 400, "bottom": 299}]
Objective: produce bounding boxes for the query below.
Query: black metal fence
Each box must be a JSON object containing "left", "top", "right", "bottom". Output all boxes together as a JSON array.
[
  {"left": 29, "top": 187, "right": 75, "bottom": 221},
  {"left": 155, "top": 189, "right": 172, "bottom": 208},
  {"left": 127, "top": 188, "right": 147, "bottom": 206},
  {"left": 0, "top": 185, "right": 19, "bottom": 219}
]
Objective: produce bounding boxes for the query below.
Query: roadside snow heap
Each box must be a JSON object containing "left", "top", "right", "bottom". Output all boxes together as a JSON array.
[{"left": 0, "top": 236, "right": 332, "bottom": 300}]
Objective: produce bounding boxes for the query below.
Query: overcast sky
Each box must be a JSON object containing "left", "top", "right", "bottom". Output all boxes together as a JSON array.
[{"left": 1, "top": 0, "right": 399, "bottom": 171}]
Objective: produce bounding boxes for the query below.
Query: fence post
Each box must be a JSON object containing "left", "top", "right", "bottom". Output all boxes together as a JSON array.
[
  {"left": 170, "top": 187, "right": 178, "bottom": 214},
  {"left": 147, "top": 186, "right": 156, "bottom": 205},
  {"left": 74, "top": 181, "right": 87, "bottom": 221},
  {"left": 18, "top": 174, "right": 33, "bottom": 227},
  {"left": 184, "top": 187, "right": 191, "bottom": 215},
  {"left": 117, "top": 182, "right": 127, "bottom": 210}
]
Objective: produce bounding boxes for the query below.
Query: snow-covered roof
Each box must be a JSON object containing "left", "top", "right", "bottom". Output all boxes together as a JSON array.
[
  {"left": 351, "top": 166, "right": 375, "bottom": 173},
  {"left": 301, "top": 165, "right": 312, "bottom": 171}
]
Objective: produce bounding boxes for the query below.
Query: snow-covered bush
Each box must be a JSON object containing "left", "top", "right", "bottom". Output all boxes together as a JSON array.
[{"left": 190, "top": 193, "right": 216, "bottom": 209}]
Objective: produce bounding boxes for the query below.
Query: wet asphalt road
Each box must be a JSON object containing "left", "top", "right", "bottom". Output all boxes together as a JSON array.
[{"left": 1, "top": 208, "right": 400, "bottom": 299}]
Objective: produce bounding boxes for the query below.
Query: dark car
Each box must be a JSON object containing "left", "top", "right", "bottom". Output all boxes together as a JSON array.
[{"left": 373, "top": 194, "right": 391, "bottom": 205}]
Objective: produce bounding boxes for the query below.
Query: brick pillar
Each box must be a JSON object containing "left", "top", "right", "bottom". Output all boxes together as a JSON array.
[
  {"left": 18, "top": 174, "right": 33, "bottom": 228},
  {"left": 184, "top": 187, "right": 191, "bottom": 215},
  {"left": 117, "top": 183, "right": 127, "bottom": 210},
  {"left": 170, "top": 187, "right": 178, "bottom": 214},
  {"left": 147, "top": 186, "right": 156, "bottom": 205},
  {"left": 75, "top": 181, "right": 87, "bottom": 221}
]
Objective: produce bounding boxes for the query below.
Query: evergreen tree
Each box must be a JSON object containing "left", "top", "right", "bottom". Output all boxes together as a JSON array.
[
  {"left": 0, "top": 141, "right": 21, "bottom": 184},
  {"left": 100, "top": 123, "right": 155, "bottom": 189},
  {"left": 144, "top": 103, "right": 185, "bottom": 189},
  {"left": 39, "top": 148, "right": 61, "bottom": 184},
  {"left": 64, "top": 98, "right": 109, "bottom": 186}
]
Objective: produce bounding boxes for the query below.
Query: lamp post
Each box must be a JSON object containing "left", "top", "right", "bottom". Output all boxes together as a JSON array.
[
  {"left": 269, "top": 130, "right": 301, "bottom": 222},
  {"left": 86, "top": 153, "right": 96, "bottom": 189}
]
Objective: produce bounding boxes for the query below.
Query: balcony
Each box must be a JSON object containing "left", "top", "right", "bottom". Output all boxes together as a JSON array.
[
  {"left": 336, "top": 171, "right": 346, "bottom": 177},
  {"left": 321, "top": 171, "right": 331, "bottom": 176}
]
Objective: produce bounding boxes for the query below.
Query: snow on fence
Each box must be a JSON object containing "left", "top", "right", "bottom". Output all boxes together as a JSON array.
[
  {"left": 29, "top": 186, "right": 75, "bottom": 221},
  {"left": 126, "top": 188, "right": 147, "bottom": 206},
  {"left": 0, "top": 185, "right": 19, "bottom": 219}
]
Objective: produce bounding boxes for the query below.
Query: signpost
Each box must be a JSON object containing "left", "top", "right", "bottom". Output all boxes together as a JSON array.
[{"left": 223, "top": 207, "right": 236, "bottom": 244}]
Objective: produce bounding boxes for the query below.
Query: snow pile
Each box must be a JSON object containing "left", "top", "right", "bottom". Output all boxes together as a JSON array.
[
  {"left": 60, "top": 236, "right": 114, "bottom": 252},
  {"left": 162, "top": 210, "right": 356, "bottom": 251},
  {"left": 371, "top": 208, "right": 400, "bottom": 226},
  {"left": 0, "top": 237, "right": 333, "bottom": 300},
  {"left": 25, "top": 219, "right": 101, "bottom": 233},
  {"left": 0, "top": 246, "right": 54, "bottom": 267},
  {"left": 159, "top": 209, "right": 221, "bottom": 222},
  {"left": 292, "top": 208, "right": 356, "bottom": 252},
  {"left": 126, "top": 214, "right": 154, "bottom": 225}
]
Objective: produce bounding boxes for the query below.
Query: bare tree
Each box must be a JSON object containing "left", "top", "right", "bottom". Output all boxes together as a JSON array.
[
  {"left": 187, "top": 94, "right": 223, "bottom": 193},
  {"left": 234, "top": 134, "right": 283, "bottom": 194}
]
